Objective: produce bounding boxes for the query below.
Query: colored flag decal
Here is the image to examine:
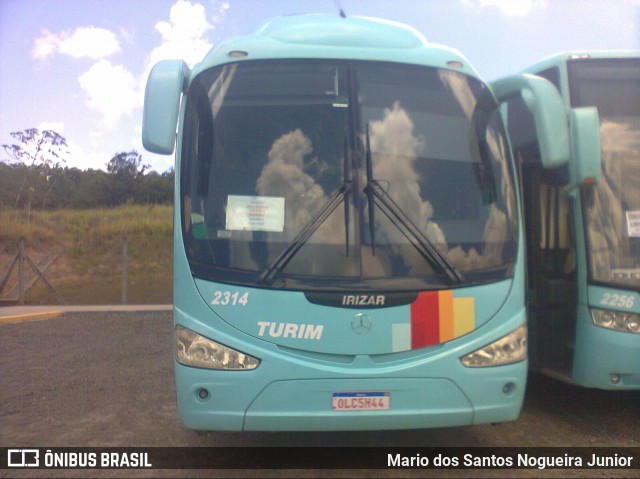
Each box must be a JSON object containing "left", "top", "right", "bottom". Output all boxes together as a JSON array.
[{"left": 406, "top": 291, "right": 475, "bottom": 349}]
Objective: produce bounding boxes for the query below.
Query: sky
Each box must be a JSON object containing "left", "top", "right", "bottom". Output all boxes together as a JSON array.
[{"left": 0, "top": 0, "right": 638, "bottom": 173}]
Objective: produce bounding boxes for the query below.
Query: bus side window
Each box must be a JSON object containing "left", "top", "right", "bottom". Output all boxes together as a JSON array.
[{"left": 538, "top": 171, "right": 575, "bottom": 277}]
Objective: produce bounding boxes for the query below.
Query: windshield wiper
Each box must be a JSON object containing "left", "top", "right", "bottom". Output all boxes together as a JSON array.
[
  {"left": 364, "top": 124, "right": 377, "bottom": 255},
  {"left": 362, "top": 124, "right": 464, "bottom": 284},
  {"left": 257, "top": 141, "right": 353, "bottom": 286},
  {"left": 343, "top": 136, "right": 353, "bottom": 256}
]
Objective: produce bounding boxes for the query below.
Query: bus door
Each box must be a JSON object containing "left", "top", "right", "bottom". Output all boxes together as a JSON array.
[{"left": 520, "top": 161, "right": 577, "bottom": 376}]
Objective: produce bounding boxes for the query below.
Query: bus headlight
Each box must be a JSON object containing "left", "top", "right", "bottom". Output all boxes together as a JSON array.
[
  {"left": 175, "top": 325, "right": 260, "bottom": 370},
  {"left": 590, "top": 308, "right": 640, "bottom": 334},
  {"left": 461, "top": 325, "right": 527, "bottom": 367}
]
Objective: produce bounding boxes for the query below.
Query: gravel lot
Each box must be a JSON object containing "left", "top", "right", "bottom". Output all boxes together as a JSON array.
[{"left": 1, "top": 311, "right": 638, "bottom": 478}]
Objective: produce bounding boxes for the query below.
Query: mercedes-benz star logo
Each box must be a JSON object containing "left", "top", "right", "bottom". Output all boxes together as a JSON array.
[{"left": 351, "top": 313, "right": 372, "bottom": 335}]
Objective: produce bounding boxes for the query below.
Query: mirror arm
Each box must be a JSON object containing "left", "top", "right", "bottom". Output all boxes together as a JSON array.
[{"left": 490, "top": 73, "right": 570, "bottom": 168}]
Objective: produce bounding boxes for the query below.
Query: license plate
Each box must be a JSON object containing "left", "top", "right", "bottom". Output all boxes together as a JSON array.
[{"left": 332, "top": 391, "right": 390, "bottom": 411}]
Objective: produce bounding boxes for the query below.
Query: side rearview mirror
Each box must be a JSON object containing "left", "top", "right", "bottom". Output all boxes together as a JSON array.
[
  {"left": 490, "top": 73, "right": 570, "bottom": 169},
  {"left": 142, "top": 60, "right": 191, "bottom": 155},
  {"left": 570, "top": 107, "right": 601, "bottom": 186}
]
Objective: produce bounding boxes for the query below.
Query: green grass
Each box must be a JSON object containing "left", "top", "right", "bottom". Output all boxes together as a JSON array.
[
  {"left": 0, "top": 208, "right": 63, "bottom": 252},
  {"left": 0, "top": 205, "right": 174, "bottom": 304}
]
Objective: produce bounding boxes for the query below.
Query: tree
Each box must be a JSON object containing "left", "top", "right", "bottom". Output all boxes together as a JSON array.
[
  {"left": 106, "top": 150, "right": 148, "bottom": 177},
  {"left": 139, "top": 169, "right": 174, "bottom": 204},
  {"left": 0, "top": 142, "right": 175, "bottom": 209},
  {"left": 2, "top": 128, "right": 68, "bottom": 218},
  {"left": 106, "top": 150, "right": 150, "bottom": 205}
]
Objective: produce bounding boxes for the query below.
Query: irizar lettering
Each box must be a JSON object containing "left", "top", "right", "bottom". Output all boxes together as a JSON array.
[
  {"left": 342, "top": 294, "right": 385, "bottom": 306},
  {"left": 257, "top": 321, "right": 323, "bottom": 340}
]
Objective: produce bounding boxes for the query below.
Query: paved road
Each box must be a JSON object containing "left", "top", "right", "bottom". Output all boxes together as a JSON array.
[{"left": 1, "top": 310, "right": 638, "bottom": 478}]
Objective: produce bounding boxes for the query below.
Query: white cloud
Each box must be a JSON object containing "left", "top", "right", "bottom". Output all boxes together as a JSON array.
[
  {"left": 32, "top": 30, "right": 60, "bottom": 60},
  {"left": 149, "top": 0, "right": 229, "bottom": 67},
  {"left": 65, "top": 140, "right": 104, "bottom": 170},
  {"left": 30, "top": 1, "right": 230, "bottom": 169},
  {"left": 32, "top": 26, "right": 121, "bottom": 60},
  {"left": 78, "top": 59, "right": 139, "bottom": 129},
  {"left": 135, "top": 0, "right": 230, "bottom": 137},
  {"left": 461, "top": 0, "right": 548, "bottom": 17}
]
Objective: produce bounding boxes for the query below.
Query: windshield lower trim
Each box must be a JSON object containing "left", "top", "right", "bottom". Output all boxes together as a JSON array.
[
  {"left": 189, "top": 262, "right": 513, "bottom": 293},
  {"left": 587, "top": 279, "right": 640, "bottom": 296}
]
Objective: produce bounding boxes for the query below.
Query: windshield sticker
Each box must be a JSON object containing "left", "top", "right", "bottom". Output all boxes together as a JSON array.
[
  {"left": 626, "top": 210, "right": 640, "bottom": 237},
  {"left": 612, "top": 269, "right": 640, "bottom": 282},
  {"left": 226, "top": 195, "right": 285, "bottom": 232}
]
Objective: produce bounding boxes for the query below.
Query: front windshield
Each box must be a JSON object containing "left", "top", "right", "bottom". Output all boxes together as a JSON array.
[
  {"left": 569, "top": 59, "right": 640, "bottom": 289},
  {"left": 181, "top": 60, "right": 517, "bottom": 290}
]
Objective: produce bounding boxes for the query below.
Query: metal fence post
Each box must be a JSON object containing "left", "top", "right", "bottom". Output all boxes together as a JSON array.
[
  {"left": 18, "top": 237, "right": 25, "bottom": 305},
  {"left": 121, "top": 236, "right": 128, "bottom": 304}
]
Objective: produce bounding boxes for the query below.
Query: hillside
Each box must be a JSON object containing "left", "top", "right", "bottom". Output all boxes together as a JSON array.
[{"left": 0, "top": 205, "right": 173, "bottom": 304}]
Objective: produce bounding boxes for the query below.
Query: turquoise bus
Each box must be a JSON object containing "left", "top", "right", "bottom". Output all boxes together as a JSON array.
[
  {"left": 505, "top": 52, "right": 640, "bottom": 389},
  {"left": 142, "top": 14, "right": 576, "bottom": 431}
]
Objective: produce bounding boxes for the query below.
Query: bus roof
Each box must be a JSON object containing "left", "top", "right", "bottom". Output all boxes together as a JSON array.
[
  {"left": 194, "top": 14, "right": 479, "bottom": 78},
  {"left": 521, "top": 50, "right": 640, "bottom": 75}
]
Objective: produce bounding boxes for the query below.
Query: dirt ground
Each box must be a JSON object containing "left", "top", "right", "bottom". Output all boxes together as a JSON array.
[{"left": 1, "top": 312, "right": 638, "bottom": 478}]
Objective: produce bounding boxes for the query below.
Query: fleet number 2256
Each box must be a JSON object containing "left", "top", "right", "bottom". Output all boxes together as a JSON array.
[{"left": 600, "top": 293, "right": 635, "bottom": 309}]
